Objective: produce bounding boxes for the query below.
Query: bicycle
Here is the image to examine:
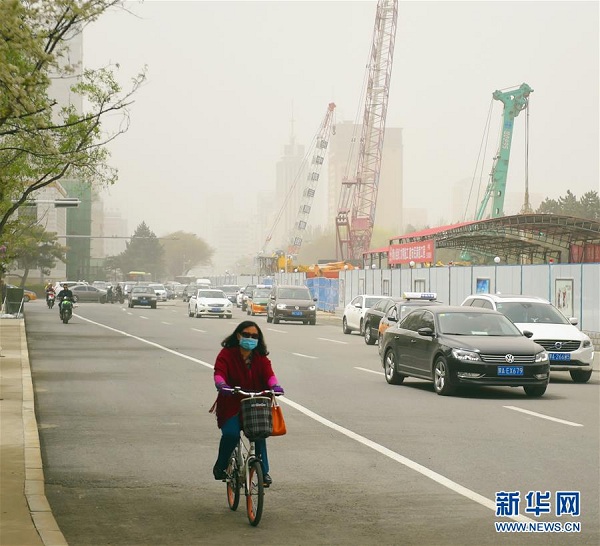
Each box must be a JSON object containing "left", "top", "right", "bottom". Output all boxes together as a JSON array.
[{"left": 222, "top": 387, "right": 277, "bottom": 526}]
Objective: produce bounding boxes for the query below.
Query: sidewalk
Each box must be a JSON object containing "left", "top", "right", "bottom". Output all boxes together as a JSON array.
[{"left": 0, "top": 318, "right": 67, "bottom": 546}]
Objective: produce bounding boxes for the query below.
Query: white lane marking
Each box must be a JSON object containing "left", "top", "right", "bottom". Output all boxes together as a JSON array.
[
  {"left": 291, "top": 353, "right": 318, "bottom": 359},
  {"left": 139, "top": 316, "right": 149, "bottom": 320},
  {"left": 74, "top": 315, "right": 214, "bottom": 367},
  {"left": 73, "top": 313, "right": 534, "bottom": 523},
  {"left": 318, "top": 337, "right": 348, "bottom": 345},
  {"left": 504, "top": 406, "right": 584, "bottom": 427},
  {"left": 161, "top": 321, "right": 172, "bottom": 325},
  {"left": 355, "top": 366, "right": 384, "bottom": 376},
  {"left": 281, "top": 397, "right": 535, "bottom": 524},
  {"left": 266, "top": 328, "right": 287, "bottom": 334},
  {"left": 191, "top": 328, "right": 207, "bottom": 333}
]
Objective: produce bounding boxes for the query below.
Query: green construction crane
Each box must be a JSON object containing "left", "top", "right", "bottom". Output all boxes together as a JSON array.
[{"left": 475, "top": 83, "right": 533, "bottom": 220}]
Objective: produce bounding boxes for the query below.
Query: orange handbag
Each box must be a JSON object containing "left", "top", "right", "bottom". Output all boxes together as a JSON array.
[{"left": 271, "top": 396, "right": 287, "bottom": 436}]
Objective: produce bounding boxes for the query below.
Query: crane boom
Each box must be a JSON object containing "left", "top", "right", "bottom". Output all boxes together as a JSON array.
[
  {"left": 287, "top": 102, "right": 336, "bottom": 256},
  {"left": 335, "top": 0, "right": 398, "bottom": 260},
  {"left": 475, "top": 83, "right": 533, "bottom": 220}
]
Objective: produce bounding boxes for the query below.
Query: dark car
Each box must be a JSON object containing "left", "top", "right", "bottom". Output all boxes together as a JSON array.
[
  {"left": 222, "top": 285, "right": 241, "bottom": 304},
  {"left": 266, "top": 284, "right": 317, "bottom": 325},
  {"left": 69, "top": 284, "right": 107, "bottom": 303},
  {"left": 378, "top": 306, "right": 550, "bottom": 397},
  {"left": 365, "top": 292, "right": 441, "bottom": 345},
  {"left": 182, "top": 284, "right": 198, "bottom": 302},
  {"left": 128, "top": 286, "right": 158, "bottom": 309}
]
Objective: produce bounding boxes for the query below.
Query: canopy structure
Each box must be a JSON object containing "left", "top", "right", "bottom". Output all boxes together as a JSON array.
[{"left": 386, "top": 214, "right": 600, "bottom": 264}]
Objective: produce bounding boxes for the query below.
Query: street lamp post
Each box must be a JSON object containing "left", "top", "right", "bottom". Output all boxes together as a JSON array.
[
  {"left": 409, "top": 260, "right": 415, "bottom": 290},
  {"left": 494, "top": 256, "right": 501, "bottom": 293}
]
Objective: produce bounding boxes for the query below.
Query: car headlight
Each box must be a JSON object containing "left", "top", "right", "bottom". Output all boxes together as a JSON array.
[
  {"left": 225, "top": 302, "right": 232, "bottom": 308},
  {"left": 535, "top": 351, "right": 549, "bottom": 363},
  {"left": 276, "top": 303, "right": 287, "bottom": 310},
  {"left": 451, "top": 348, "right": 481, "bottom": 361},
  {"left": 582, "top": 340, "right": 592, "bottom": 348},
  {"left": 309, "top": 305, "right": 316, "bottom": 311}
]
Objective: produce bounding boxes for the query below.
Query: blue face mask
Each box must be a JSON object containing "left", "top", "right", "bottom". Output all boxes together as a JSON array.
[{"left": 239, "top": 337, "right": 258, "bottom": 351}]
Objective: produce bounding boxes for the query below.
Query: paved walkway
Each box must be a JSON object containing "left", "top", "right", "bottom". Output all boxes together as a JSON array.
[{"left": 0, "top": 318, "right": 67, "bottom": 546}]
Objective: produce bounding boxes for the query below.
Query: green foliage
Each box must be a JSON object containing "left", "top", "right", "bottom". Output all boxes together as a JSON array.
[
  {"left": 0, "top": 0, "right": 146, "bottom": 237},
  {"left": 0, "top": 218, "right": 66, "bottom": 284},
  {"left": 115, "top": 222, "right": 166, "bottom": 281},
  {"left": 160, "top": 231, "right": 214, "bottom": 279},
  {"left": 536, "top": 190, "right": 599, "bottom": 220}
]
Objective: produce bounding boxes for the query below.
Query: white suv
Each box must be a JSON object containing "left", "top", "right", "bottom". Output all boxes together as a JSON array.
[{"left": 461, "top": 294, "right": 594, "bottom": 383}]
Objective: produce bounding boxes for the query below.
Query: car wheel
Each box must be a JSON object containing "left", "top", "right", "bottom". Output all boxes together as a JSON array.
[
  {"left": 130, "top": 304, "right": 134, "bottom": 308},
  {"left": 384, "top": 348, "right": 405, "bottom": 385},
  {"left": 273, "top": 315, "right": 280, "bottom": 324},
  {"left": 523, "top": 384, "right": 547, "bottom": 397},
  {"left": 364, "top": 322, "right": 376, "bottom": 345},
  {"left": 151, "top": 303, "right": 156, "bottom": 309},
  {"left": 310, "top": 319, "right": 316, "bottom": 325},
  {"left": 195, "top": 306, "right": 201, "bottom": 318},
  {"left": 433, "top": 357, "right": 454, "bottom": 396},
  {"left": 570, "top": 369, "right": 592, "bottom": 383},
  {"left": 359, "top": 319, "right": 365, "bottom": 336},
  {"left": 188, "top": 307, "right": 194, "bottom": 317},
  {"left": 342, "top": 317, "right": 351, "bottom": 334}
]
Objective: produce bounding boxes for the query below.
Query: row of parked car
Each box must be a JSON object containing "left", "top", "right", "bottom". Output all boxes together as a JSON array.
[{"left": 342, "top": 291, "right": 595, "bottom": 395}]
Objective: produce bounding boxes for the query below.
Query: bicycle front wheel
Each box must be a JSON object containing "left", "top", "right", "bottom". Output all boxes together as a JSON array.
[
  {"left": 226, "top": 450, "right": 241, "bottom": 511},
  {"left": 245, "top": 460, "right": 264, "bottom": 526}
]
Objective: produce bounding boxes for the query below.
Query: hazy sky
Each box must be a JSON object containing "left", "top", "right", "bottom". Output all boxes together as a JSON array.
[{"left": 83, "top": 0, "right": 599, "bottom": 239}]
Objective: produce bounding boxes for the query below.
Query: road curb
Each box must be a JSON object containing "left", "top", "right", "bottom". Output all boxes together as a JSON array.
[{"left": 19, "top": 319, "right": 69, "bottom": 546}]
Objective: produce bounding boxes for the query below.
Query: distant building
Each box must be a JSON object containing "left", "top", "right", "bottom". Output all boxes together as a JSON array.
[{"left": 327, "top": 121, "right": 403, "bottom": 236}]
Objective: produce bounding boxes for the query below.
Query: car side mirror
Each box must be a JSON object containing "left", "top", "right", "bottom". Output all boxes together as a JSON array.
[
  {"left": 313, "top": 297, "right": 318, "bottom": 302},
  {"left": 522, "top": 330, "right": 534, "bottom": 338},
  {"left": 270, "top": 295, "right": 275, "bottom": 300},
  {"left": 388, "top": 316, "right": 397, "bottom": 323},
  {"left": 569, "top": 317, "right": 578, "bottom": 326},
  {"left": 417, "top": 327, "right": 434, "bottom": 336},
  {"left": 355, "top": 303, "right": 362, "bottom": 308}
]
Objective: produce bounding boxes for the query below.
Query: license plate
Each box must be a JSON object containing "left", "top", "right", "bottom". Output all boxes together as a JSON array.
[
  {"left": 497, "top": 366, "right": 524, "bottom": 376},
  {"left": 140, "top": 299, "right": 147, "bottom": 303},
  {"left": 291, "top": 311, "right": 303, "bottom": 316},
  {"left": 549, "top": 353, "right": 571, "bottom": 361},
  {"left": 211, "top": 308, "right": 221, "bottom": 312}
]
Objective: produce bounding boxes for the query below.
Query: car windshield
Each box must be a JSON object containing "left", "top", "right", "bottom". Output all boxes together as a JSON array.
[
  {"left": 253, "top": 289, "right": 271, "bottom": 298},
  {"left": 198, "top": 290, "right": 226, "bottom": 299},
  {"left": 278, "top": 288, "right": 311, "bottom": 300},
  {"left": 149, "top": 284, "right": 165, "bottom": 290},
  {"left": 438, "top": 312, "right": 522, "bottom": 336},
  {"left": 496, "top": 302, "right": 570, "bottom": 324},
  {"left": 365, "top": 297, "right": 384, "bottom": 308},
  {"left": 132, "top": 287, "right": 151, "bottom": 294}
]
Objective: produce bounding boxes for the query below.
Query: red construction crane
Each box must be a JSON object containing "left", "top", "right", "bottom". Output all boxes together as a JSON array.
[{"left": 335, "top": 0, "right": 398, "bottom": 261}]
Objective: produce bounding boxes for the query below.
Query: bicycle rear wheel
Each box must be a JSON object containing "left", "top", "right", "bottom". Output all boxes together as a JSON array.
[
  {"left": 245, "top": 460, "right": 264, "bottom": 526},
  {"left": 226, "top": 450, "right": 241, "bottom": 511}
]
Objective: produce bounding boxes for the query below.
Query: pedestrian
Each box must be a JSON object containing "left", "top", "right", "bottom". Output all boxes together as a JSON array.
[{"left": 211, "top": 320, "right": 284, "bottom": 487}]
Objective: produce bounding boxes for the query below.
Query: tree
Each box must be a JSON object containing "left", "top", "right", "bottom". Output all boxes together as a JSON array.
[
  {"left": 160, "top": 231, "right": 214, "bottom": 279},
  {"left": 117, "top": 222, "right": 166, "bottom": 281},
  {"left": 536, "top": 190, "right": 599, "bottom": 220},
  {"left": 0, "top": 0, "right": 145, "bottom": 241},
  {"left": 2, "top": 220, "right": 66, "bottom": 286}
]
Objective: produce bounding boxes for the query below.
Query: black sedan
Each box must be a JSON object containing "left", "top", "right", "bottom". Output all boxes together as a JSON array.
[
  {"left": 378, "top": 306, "right": 550, "bottom": 397},
  {"left": 128, "top": 286, "right": 157, "bottom": 309},
  {"left": 69, "top": 284, "right": 107, "bottom": 303},
  {"left": 363, "top": 292, "right": 440, "bottom": 345}
]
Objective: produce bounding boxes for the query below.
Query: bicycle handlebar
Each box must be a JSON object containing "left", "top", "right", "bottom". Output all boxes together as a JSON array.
[{"left": 222, "top": 387, "right": 282, "bottom": 397}]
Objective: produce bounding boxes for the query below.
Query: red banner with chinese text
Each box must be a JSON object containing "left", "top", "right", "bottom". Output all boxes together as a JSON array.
[{"left": 388, "top": 240, "right": 435, "bottom": 264}]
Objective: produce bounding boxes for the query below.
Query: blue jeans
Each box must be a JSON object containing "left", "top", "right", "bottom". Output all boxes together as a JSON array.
[{"left": 215, "top": 415, "right": 269, "bottom": 473}]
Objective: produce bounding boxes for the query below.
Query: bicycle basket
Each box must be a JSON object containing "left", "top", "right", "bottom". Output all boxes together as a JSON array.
[{"left": 240, "top": 396, "right": 272, "bottom": 439}]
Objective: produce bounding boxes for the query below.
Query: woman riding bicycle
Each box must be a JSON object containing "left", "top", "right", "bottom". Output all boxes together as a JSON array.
[{"left": 212, "top": 320, "right": 284, "bottom": 487}]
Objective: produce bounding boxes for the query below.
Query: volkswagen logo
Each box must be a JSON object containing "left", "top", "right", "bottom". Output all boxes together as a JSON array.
[
  {"left": 295, "top": 305, "right": 299, "bottom": 310},
  {"left": 554, "top": 342, "right": 563, "bottom": 350},
  {"left": 505, "top": 354, "right": 515, "bottom": 363}
]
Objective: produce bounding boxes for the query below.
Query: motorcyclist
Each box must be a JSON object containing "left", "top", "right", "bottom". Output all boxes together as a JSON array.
[
  {"left": 45, "top": 283, "right": 56, "bottom": 302},
  {"left": 106, "top": 284, "right": 114, "bottom": 303},
  {"left": 56, "top": 284, "right": 74, "bottom": 316},
  {"left": 115, "top": 284, "right": 123, "bottom": 303}
]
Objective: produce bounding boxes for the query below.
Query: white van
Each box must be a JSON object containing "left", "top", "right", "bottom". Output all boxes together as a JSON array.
[{"left": 196, "top": 278, "right": 211, "bottom": 288}]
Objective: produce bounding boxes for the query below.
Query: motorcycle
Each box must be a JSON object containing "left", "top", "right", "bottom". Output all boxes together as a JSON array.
[
  {"left": 59, "top": 299, "right": 73, "bottom": 324},
  {"left": 46, "top": 292, "right": 55, "bottom": 309}
]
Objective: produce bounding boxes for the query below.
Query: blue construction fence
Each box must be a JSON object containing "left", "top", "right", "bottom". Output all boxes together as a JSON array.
[{"left": 306, "top": 277, "right": 339, "bottom": 312}]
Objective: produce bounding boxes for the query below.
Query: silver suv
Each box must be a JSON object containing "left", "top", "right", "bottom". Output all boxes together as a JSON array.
[
  {"left": 461, "top": 294, "right": 594, "bottom": 383},
  {"left": 266, "top": 285, "right": 317, "bottom": 325}
]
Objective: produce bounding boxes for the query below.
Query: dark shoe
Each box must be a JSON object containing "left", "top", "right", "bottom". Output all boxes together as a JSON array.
[
  {"left": 213, "top": 464, "right": 226, "bottom": 481},
  {"left": 263, "top": 473, "right": 272, "bottom": 487}
]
